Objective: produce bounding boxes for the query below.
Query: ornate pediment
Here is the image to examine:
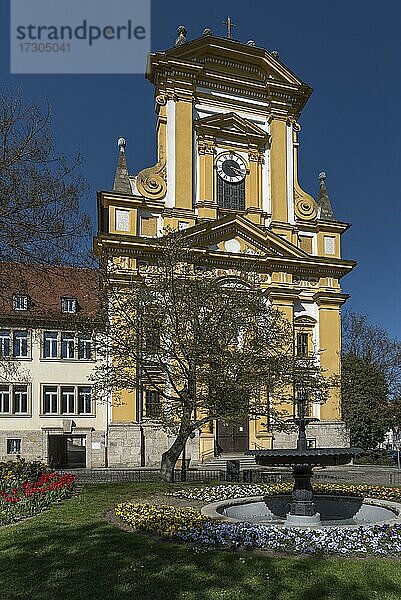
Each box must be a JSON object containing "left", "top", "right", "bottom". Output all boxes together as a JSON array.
[
  {"left": 154, "top": 37, "right": 305, "bottom": 87},
  {"left": 146, "top": 37, "right": 313, "bottom": 115},
  {"left": 181, "top": 214, "right": 309, "bottom": 261},
  {"left": 195, "top": 112, "right": 270, "bottom": 148}
]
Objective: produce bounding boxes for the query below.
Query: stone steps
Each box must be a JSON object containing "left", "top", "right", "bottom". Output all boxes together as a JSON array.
[{"left": 199, "top": 453, "right": 260, "bottom": 470}]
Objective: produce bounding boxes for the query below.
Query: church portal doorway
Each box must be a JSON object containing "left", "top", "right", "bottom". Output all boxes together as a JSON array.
[{"left": 217, "top": 419, "right": 249, "bottom": 453}]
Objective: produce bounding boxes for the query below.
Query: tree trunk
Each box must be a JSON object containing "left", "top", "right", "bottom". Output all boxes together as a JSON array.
[{"left": 160, "top": 409, "right": 193, "bottom": 482}]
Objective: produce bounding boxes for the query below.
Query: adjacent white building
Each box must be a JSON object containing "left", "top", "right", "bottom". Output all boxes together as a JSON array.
[{"left": 0, "top": 263, "right": 107, "bottom": 469}]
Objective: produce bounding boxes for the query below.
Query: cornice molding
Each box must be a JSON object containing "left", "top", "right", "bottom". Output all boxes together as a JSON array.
[{"left": 147, "top": 37, "right": 313, "bottom": 117}]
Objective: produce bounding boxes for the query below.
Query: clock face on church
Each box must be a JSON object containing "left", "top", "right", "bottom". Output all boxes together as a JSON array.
[{"left": 216, "top": 152, "right": 247, "bottom": 183}]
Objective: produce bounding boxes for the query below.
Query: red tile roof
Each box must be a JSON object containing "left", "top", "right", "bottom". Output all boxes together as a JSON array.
[{"left": 0, "top": 263, "right": 102, "bottom": 326}]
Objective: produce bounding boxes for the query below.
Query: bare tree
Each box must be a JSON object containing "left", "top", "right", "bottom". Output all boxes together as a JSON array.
[
  {"left": 0, "top": 89, "right": 94, "bottom": 386},
  {"left": 0, "top": 88, "right": 92, "bottom": 268},
  {"left": 94, "top": 232, "right": 335, "bottom": 481}
]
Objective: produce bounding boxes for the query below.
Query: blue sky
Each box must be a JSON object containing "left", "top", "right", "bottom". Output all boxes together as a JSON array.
[{"left": 1, "top": 0, "right": 400, "bottom": 338}]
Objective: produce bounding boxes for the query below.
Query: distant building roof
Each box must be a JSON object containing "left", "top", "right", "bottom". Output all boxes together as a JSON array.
[{"left": 0, "top": 263, "right": 102, "bottom": 326}]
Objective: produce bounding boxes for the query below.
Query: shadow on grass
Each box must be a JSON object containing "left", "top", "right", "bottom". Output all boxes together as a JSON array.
[{"left": 0, "top": 487, "right": 401, "bottom": 600}]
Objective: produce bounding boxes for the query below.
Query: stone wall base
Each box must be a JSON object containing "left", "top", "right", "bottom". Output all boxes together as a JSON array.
[
  {"left": 272, "top": 421, "right": 350, "bottom": 450},
  {"left": 107, "top": 423, "right": 142, "bottom": 467},
  {"left": 0, "top": 430, "right": 43, "bottom": 463},
  {"left": 0, "top": 429, "right": 106, "bottom": 468},
  {"left": 107, "top": 422, "right": 200, "bottom": 468},
  {"left": 142, "top": 422, "right": 199, "bottom": 467},
  {"left": 2, "top": 418, "right": 352, "bottom": 468}
]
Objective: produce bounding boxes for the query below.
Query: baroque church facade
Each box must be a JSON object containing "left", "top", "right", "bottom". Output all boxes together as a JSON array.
[{"left": 95, "top": 31, "right": 356, "bottom": 467}]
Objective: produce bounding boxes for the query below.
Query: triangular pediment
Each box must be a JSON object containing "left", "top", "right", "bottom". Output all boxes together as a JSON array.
[
  {"left": 180, "top": 215, "right": 309, "bottom": 260},
  {"left": 195, "top": 112, "right": 268, "bottom": 144}
]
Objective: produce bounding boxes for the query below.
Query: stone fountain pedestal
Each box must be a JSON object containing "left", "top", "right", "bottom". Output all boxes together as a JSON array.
[{"left": 284, "top": 463, "right": 321, "bottom": 526}]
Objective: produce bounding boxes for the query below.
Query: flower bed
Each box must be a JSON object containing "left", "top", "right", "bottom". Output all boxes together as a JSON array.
[
  {"left": 176, "top": 521, "right": 401, "bottom": 556},
  {"left": 168, "top": 482, "right": 401, "bottom": 504},
  {"left": 0, "top": 460, "right": 76, "bottom": 525},
  {"left": 115, "top": 503, "right": 212, "bottom": 537},
  {"left": 115, "top": 483, "right": 401, "bottom": 556}
]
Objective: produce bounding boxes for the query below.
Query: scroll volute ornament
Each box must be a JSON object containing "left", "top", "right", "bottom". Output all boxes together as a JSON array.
[
  {"left": 291, "top": 118, "right": 318, "bottom": 221},
  {"left": 294, "top": 195, "right": 318, "bottom": 220},
  {"left": 136, "top": 158, "right": 167, "bottom": 200}
]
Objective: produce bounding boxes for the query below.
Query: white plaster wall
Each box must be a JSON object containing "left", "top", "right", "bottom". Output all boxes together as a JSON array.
[{"left": 0, "top": 328, "right": 106, "bottom": 433}]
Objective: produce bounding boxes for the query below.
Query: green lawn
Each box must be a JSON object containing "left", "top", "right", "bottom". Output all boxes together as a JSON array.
[{"left": 1, "top": 483, "right": 401, "bottom": 600}]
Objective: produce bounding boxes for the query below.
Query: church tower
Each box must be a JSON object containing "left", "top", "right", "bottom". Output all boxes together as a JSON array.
[{"left": 95, "top": 27, "right": 355, "bottom": 466}]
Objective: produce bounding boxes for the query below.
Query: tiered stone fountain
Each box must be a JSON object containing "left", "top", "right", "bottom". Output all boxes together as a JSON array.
[
  {"left": 246, "top": 398, "right": 363, "bottom": 526},
  {"left": 202, "top": 399, "right": 401, "bottom": 527}
]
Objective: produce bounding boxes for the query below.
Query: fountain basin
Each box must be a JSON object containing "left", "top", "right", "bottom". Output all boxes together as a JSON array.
[
  {"left": 244, "top": 447, "right": 364, "bottom": 525},
  {"left": 246, "top": 447, "right": 363, "bottom": 468},
  {"left": 201, "top": 495, "right": 401, "bottom": 528},
  {"left": 265, "top": 494, "right": 363, "bottom": 520}
]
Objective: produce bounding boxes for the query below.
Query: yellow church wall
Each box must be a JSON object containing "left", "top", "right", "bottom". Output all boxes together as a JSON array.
[
  {"left": 321, "top": 277, "right": 340, "bottom": 289},
  {"left": 270, "top": 119, "right": 288, "bottom": 223},
  {"left": 112, "top": 388, "right": 136, "bottom": 422},
  {"left": 269, "top": 298, "right": 295, "bottom": 418},
  {"left": 318, "top": 306, "right": 341, "bottom": 420},
  {"left": 245, "top": 211, "right": 263, "bottom": 225},
  {"left": 199, "top": 152, "right": 214, "bottom": 201},
  {"left": 199, "top": 432, "right": 215, "bottom": 462},
  {"left": 197, "top": 204, "right": 218, "bottom": 220},
  {"left": 162, "top": 216, "right": 176, "bottom": 230},
  {"left": 250, "top": 416, "right": 272, "bottom": 450},
  {"left": 175, "top": 101, "right": 193, "bottom": 209},
  {"left": 271, "top": 223, "right": 294, "bottom": 242},
  {"left": 197, "top": 151, "right": 218, "bottom": 219},
  {"left": 247, "top": 159, "right": 260, "bottom": 210}
]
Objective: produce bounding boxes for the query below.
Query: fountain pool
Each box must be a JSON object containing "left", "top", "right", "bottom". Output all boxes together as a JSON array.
[{"left": 201, "top": 495, "right": 401, "bottom": 528}]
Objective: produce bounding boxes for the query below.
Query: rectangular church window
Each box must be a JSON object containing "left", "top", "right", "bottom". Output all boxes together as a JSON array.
[
  {"left": 296, "top": 333, "right": 309, "bottom": 357},
  {"left": 145, "top": 390, "right": 161, "bottom": 419},
  {"left": 115, "top": 209, "right": 130, "bottom": 232},
  {"left": 324, "top": 236, "right": 335, "bottom": 255}
]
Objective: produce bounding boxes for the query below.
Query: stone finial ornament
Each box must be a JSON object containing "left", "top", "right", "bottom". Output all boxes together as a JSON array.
[
  {"left": 271, "top": 50, "right": 279, "bottom": 59},
  {"left": 317, "top": 171, "right": 336, "bottom": 221},
  {"left": 203, "top": 28, "right": 212, "bottom": 36},
  {"left": 247, "top": 40, "right": 256, "bottom": 46},
  {"left": 113, "top": 138, "right": 131, "bottom": 194},
  {"left": 175, "top": 26, "right": 187, "bottom": 47}
]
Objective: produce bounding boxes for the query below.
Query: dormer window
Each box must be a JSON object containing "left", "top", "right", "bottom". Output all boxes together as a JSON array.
[
  {"left": 13, "top": 295, "right": 28, "bottom": 311},
  {"left": 61, "top": 297, "right": 77, "bottom": 314}
]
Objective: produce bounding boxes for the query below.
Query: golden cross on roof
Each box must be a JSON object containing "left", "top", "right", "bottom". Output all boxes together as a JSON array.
[{"left": 223, "top": 16, "right": 236, "bottom": 39}]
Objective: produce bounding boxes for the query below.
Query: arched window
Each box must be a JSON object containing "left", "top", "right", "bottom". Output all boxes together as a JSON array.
[{"left": 217, "top": 178, "right": 245, "bottom": 211}]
